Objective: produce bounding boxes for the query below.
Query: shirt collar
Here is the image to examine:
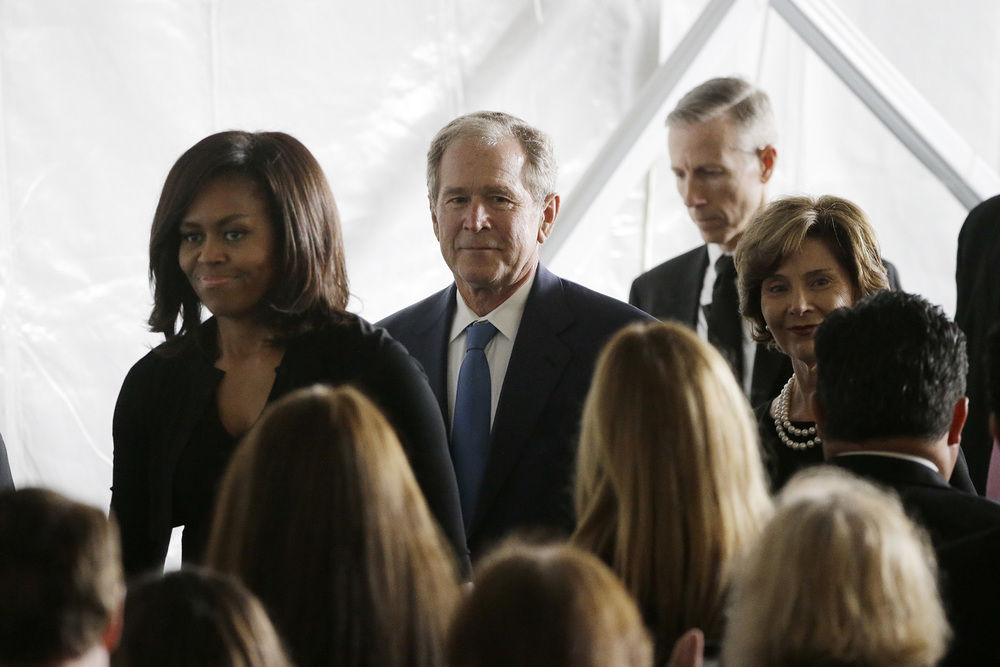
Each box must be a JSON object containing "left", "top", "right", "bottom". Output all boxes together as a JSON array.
[
  {"left": 706, "top": 242, "right": 726, "bottom": 266},
  {"left": 449, "top": 270, "right": 536, "bottom": 343},
  {"left": 835, "top": 450, "right": 940, "bottom": 473}
]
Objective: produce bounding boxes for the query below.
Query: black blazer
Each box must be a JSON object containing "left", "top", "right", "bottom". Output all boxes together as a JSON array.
[
  {"left": 955, "top": 194, "right": 1000, "bottom": 493},
  {"left": 111, "top": 316, "right": 468, "bottom": 577},
  {"left": 379, "top": 264, "right": 653, "bottom": 559},
  {"left": 628, "top": 244, "right": 903, "bottom": 409},
  {"left": 829, "top": 454, "right": 1000, "bottom": 546},
  {"left": 937, "top": 526, "right": 1000, "bottom": 665},
  {"left": 830, "top": 453, "right": 1000, "bottom": 666}
]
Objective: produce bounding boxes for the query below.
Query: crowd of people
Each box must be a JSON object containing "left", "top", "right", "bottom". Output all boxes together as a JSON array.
[{"left": 2, "top": 75, "right": 1000, "bottom": 666}]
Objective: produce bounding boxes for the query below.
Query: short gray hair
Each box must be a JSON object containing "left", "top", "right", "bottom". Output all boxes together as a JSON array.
[
  {"left": 426, "top": 111, "right": 558, "bottom": 205},
  {"left": 667, "top": 77, "right": 777, "bottom": 149}
]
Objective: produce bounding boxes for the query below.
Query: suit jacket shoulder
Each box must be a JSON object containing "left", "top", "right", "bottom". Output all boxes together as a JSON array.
[
  {"left": 628, "top": 245, "right": 707, "bottom": 323},
  {"left": 830, "top": 455, "right": 1000, "bottom": 546}
]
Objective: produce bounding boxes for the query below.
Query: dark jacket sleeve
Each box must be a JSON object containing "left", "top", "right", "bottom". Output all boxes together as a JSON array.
[
  {"left": 362, "top": 332, "right": 471, "bottom": 575},
  {"left": 110, "top": 359, "right": 170, "bottom": 577},
  {"left": 0, "top": 432, "right": 12, "bottom": 491}
]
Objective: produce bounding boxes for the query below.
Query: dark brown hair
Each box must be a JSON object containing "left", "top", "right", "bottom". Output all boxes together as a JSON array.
[
  {"left": 0, "top": 488, "right": 123, "bottom": 664},
  {"left": 206, "top": 385, "right": 459, "bottom": 667},
  {"left": 112, "top": 568, "right": 291, "bottom": 667},
  {"left": 148, "top": 131, "right": 349, "bottom": 343},
  {"left": 735, "top": 194, "right": 889, "bottom": 344},
  {"left": 447, "top": 541, "right": 653, "bottom": 667}
]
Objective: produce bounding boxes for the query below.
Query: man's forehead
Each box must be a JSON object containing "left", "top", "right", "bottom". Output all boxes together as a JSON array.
[
  {"left": 439, "top": 135, "right": 529, "bottom": 187},
  {"left": 668, "top": 117, "right": 751, "bottom": 163}
]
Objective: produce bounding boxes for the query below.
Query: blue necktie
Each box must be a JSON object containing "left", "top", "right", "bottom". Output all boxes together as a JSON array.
[{"left": 452, "top": 321, "right": 498, "bottom": 530}]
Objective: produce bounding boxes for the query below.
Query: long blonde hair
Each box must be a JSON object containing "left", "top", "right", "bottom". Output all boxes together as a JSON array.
[
  {"left": 206, "top": 384, "right": 460, "bottom": 666},
  {"left": 572, "top": 321, "right": 772, "bottom": 658},
  {"left": 723, "top": 468, "right": 949, "bottom": 666}
]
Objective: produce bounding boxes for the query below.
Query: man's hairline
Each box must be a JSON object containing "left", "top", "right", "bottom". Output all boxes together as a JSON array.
[{"left": 429, "top": 133, "right": 553, "bottom": 208}]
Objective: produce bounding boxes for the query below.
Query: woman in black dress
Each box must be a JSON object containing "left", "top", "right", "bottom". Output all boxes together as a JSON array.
[
  {"left": 734, "top": 195, "right": 891, "bottom": 490},
  {"left": 111, "top": 131, "right": 466, "bottom": 576}
]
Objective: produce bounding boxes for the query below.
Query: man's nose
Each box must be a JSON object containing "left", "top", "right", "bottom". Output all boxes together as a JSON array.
[
  {"left": 464, "top": 200, "right": 489, "bottom": 231},
  {"left": 680, "top": 178, "right": 706, "bottom": 207}
]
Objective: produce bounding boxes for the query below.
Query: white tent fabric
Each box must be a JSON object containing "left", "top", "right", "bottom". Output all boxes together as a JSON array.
[{"left": 1, "top": 0, "right": 998, "bottom": 526}]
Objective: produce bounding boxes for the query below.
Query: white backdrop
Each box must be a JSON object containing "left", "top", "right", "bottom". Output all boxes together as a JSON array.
[{"left": 1, "top": 0, "right": 998, "bottom": 512}]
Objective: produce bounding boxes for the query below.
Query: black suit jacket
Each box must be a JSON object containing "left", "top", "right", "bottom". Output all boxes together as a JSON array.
[
  {"left": 829, "top": 454, "right": 1000, "bottom": 546},
  {"left": 628, "top": 244, "right": 903, "bottom": 409},
  {"left": 937, "top": 526, "right": 1000, "bottom": 665},
  {"left": 955, "top": 194, "right": 1000, "bottom": 493},
  {"left": 378, "top": 264, "right": 653, "bottom": 559},
  {"left": 830, "top": 453, "right": 1000, "bottom": 666}
]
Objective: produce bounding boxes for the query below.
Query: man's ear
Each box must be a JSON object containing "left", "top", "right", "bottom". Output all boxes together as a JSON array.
[
  {"left": 102, "top": 598, "right": 124, "bottom": 652},
  {"left": 430, "top": 196, "right": 441, "bottom": 241},
  {"left": 537, "top": 194, "right": 560, "bottom": 244},
  {"left": 758, "top": 145, "right": 777, "bottom": 184},
  {"left": 949, "top": 397, "right": 970, "bottom": 445}
]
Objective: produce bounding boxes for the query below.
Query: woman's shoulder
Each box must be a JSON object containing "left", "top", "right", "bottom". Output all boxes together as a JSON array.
[
  {"left": 121, "top": 328, "right": 217, "bottom": 390},
  {"left": 289, "top": 313, "right": 418, "bottom": 372}
]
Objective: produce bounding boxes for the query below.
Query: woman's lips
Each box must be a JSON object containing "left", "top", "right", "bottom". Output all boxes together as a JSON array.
[
  {"left": 198, "top": 275, "right": 233, "bottom": 288},
  {"left": 788, "top": 324, "right": 818, "bottom": 337}
]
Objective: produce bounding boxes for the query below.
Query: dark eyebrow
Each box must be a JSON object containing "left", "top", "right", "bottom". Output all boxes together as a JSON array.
[{"left": 179, "top": 213, "right": 250, "bottom": 228}]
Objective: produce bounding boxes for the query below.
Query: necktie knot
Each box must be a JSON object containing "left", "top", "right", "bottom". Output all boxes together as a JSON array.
[
  {"left": 715, "top": 254, "right": 737, "bottom": 282},
  {"left": 465, "top": 321, "right": 498, "bottom": 352}
]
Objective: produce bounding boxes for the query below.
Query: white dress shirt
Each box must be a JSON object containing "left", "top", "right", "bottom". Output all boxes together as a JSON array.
[{"left": 447, "top": 271, "right": 535, "bottom": 430}]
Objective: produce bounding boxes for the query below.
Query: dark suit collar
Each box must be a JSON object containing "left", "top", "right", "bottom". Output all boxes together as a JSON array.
[
  {"left": 471, "top": 264, "right": 574, "bottom": 533},
  {"left": 676, "top": 245, "right": 709, "bottom": 327},
  {"left": 831, "top": 452, "right": 952, "bottom": 490}
]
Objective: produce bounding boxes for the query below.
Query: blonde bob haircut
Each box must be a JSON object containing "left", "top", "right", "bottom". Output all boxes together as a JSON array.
[
  {"left": 572, "top": 321, "right": 772, "bottom": 661},
  {"left": 447, "top": 541, "right": 653, "bottom": 667},
  {"left": 206, "top": 385, "right": 459, "bottom": 667},
  {"left": 734, "top": 194, "right": 889, "bottom": 344},
  {"left": 723, "top": 468, "right": 950, "bottom": 667}
]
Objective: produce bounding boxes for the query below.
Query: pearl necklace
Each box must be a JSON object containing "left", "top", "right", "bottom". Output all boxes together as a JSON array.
[{"left": 773, "top": 376, "right": 821, "bottom": 450}]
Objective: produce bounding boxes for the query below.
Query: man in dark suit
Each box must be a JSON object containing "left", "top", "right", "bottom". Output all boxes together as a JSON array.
[
  {"left": 629, "top": 77, "right": 900, "bottom": 409},
  {"left": 379, "top": 111, "right": 651, "bottom": 559},
  {"left": 956, "top": 194, "right": 1000, "bottom": 494},
  {"left": 813, "top": 290, "right": 1000, "bottom": 665}
]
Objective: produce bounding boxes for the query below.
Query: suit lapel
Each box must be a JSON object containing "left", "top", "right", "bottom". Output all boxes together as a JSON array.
[
  {"left": 675, "top": 245, "right": 708, "bottom": 326},
  {"left": 400, "top": 286, "right": 456, "bottom": 421},
  {"left": 471, "top": 265, "right": 573, "bottom": 532}
]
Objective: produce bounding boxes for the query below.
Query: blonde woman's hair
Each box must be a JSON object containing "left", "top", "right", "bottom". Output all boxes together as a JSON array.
[
  {"left": 734, "top": 194, "right": 889, "bottom": 344},
  {"left": 723, "top": 468, "right": 950, "bottom": 667},
  {"left": 572, "top": 321, "right": 772, "bottom": 661},
  {"left": 206, "top": 384, "right": 460, "bottom": 667},
  {"left": 447, "top": 541, "right": 652, "bottom": 667}
]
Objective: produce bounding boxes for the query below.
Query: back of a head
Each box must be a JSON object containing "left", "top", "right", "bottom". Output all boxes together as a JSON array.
[
  {"left": 573, "top": 321, "right": 771, "bottom": 655},
  {"left": 206, "top": 384, "right": 459, "bottom": 667},
  {"left": 0, "top": 487, "right": 123, "bottom": 665},
  {"left": 447, "top": 541, "right": 652, "bottom": 667},
  {"left": 112, "top": 568, "right": 290, "bottom": 667},
  {"left": 667, "top": 76, "right": 777, "bottom": 149},
  {"left": 814, "top": 290, "right": 967, "bottom": 443},
  {"left": 723, "top": 468, "right": 949, "bottom": 666}
]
